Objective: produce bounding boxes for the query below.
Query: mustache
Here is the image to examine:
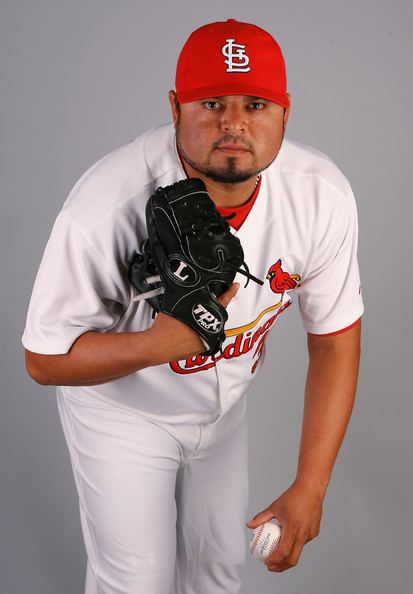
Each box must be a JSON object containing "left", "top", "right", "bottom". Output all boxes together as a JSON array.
[{"left": 213, "top": 135, "right": 253, "bottom": 151}]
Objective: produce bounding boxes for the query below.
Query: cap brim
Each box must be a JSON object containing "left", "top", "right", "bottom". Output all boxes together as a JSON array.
[{"left": 177, "top": 85, "right": 290, "bottom": 108}]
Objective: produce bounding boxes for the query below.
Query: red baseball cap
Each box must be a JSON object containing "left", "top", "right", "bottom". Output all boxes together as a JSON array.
[{"left": 175, "top": 19, "right": 290, "bottom": 108}]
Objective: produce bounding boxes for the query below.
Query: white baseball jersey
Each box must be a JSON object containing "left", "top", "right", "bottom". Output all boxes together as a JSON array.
[{"left": 22, "top": 123, "right": 364, "bottom": 424}]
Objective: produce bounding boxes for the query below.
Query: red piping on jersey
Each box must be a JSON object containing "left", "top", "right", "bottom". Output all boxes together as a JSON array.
[{"left": 309, "top": 316, "right": 362, "bottom": 337}]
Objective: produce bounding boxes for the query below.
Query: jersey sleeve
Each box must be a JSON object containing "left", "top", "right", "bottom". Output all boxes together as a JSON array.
[
  {"left": 295, "top": 184, "right": 364, "bottom": 335},
  {"left": 22, "top": 211, "right": 127, "bottom": 354}
]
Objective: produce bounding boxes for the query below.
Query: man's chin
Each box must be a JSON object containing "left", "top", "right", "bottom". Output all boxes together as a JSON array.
[
  {"left": 204, "top": 172, "right": 256, "bottom": 184},
  {"left": 202, "top": 165, "right": 259, "bottom": 184}
]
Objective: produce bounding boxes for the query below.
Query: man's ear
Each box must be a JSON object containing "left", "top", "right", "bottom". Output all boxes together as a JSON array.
[{"left": 168, "top": 90, "right": 180, "bottom": 127}]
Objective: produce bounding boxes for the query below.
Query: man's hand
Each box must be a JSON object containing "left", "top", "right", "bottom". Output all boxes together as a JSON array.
[
  {"left": 246, "top": 480, "right": 323, "bottom": 572},
  {"left": 148, "top": 282, "right": 240, "bottom": 362}
]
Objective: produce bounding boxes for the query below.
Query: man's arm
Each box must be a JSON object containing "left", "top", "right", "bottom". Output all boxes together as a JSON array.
[
  {"left": 25, "top": 314, "right": 200, "bottom": 386},
  {"left": 295, "top": 319, "right": 362, "bottom": 494},
  {"left": 246, "top": 319, "right": 361, "bottom": 572},
  {"left": 25, "top": 284, "right": 239, "bottom": 386}
]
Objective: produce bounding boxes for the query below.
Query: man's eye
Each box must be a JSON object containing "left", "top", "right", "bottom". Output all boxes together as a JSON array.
[
  {"left": 203, "top": 101, "right": 221, "bottom": 110},
  {"left": 249, "top": 102, "right": 265, "bottom": 110}
]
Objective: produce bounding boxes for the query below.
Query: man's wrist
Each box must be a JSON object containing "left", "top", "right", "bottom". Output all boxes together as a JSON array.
[
  {"left": 140, "top": 327, "right": 171, "bottom": 367},
  {"left": 293, "top": 474, "right": 330, "bottom": 499}
]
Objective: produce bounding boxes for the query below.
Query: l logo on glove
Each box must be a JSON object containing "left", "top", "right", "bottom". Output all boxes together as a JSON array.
[
  {"left": 166, "top": 256, "right": 200, "bottom": 287},
  {"left": 173, "top": 261, "right": 190, "bottom": 281}
]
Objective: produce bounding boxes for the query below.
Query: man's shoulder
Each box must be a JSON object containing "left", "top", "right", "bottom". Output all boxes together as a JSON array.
[
  {"left": 278, "top": 138, "right": 352, "bottom": 197},
  {"left": 61, "top": 123, "right": 178, "bottom": 226}
]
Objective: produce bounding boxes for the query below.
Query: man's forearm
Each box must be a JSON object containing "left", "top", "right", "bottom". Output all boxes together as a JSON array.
[
  {"left": 25, "top": 312, "right": 206, "bottom": 387},
  {"left": 294, "top": 321, "right": 362, "bottom": 497},
  {"left": 25, "top": 329, "right": 159, "bottom": 386}
]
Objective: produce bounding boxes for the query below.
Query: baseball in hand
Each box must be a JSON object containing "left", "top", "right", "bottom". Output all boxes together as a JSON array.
[{"left": 249, "top": 520, "right": 282, "bottom": 563}]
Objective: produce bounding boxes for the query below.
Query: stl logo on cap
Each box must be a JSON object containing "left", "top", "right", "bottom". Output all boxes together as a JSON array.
[{"left": 222, "top": 38, "right": 251, "bottom": 73}]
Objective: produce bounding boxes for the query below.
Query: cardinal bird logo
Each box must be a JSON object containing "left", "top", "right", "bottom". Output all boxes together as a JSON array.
[{"left": 266, "top": 259, "right": 301, "bottom": 294}]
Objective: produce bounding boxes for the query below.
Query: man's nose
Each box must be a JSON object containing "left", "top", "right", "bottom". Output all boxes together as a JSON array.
[{"left": 220, "top": 103, "right": 248, "bottom": 134}]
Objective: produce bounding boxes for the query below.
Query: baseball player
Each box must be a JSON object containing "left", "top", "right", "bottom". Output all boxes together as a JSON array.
[{"left": 23, "top": 19, "right": 363, "bottom": 594}]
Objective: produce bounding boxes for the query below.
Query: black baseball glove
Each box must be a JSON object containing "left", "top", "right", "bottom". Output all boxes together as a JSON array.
[{"left": 128, "top": 178, "right": 263, "bottom": 356}]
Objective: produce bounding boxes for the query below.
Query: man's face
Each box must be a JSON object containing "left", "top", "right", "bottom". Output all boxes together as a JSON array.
[{"left": 169, "top": 92, "right": 289, "bottom": 184}]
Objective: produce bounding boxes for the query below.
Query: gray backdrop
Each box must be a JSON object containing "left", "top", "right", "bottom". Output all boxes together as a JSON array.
[{"left": 1, "top": 0, "right": 412, "bottom": 593}]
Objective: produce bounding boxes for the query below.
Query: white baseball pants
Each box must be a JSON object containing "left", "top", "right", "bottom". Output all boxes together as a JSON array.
[{"left": 56, "top": 389, "right": 249, "bottom": 594}]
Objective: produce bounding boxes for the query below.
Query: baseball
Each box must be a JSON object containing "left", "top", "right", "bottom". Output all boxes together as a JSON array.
[{"left": 249, "top": 520, "right": 282, "bottom": 563}]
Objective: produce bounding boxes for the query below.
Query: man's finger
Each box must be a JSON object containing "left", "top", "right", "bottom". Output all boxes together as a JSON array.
[
  {"left": 266, "top": 537, "right": 304, "bottom": 572},
  {"left": 218, "top": 282, "right": 240, "bottom": 308},
  {"left": 246, "top": 510, "right": 275, "bottom": 529},
  {"left": 286, "top": 539, "right": 304, "bottom": 567},
  {"left": 266, "top": 524, "right": 294, "bottom": 566}
]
